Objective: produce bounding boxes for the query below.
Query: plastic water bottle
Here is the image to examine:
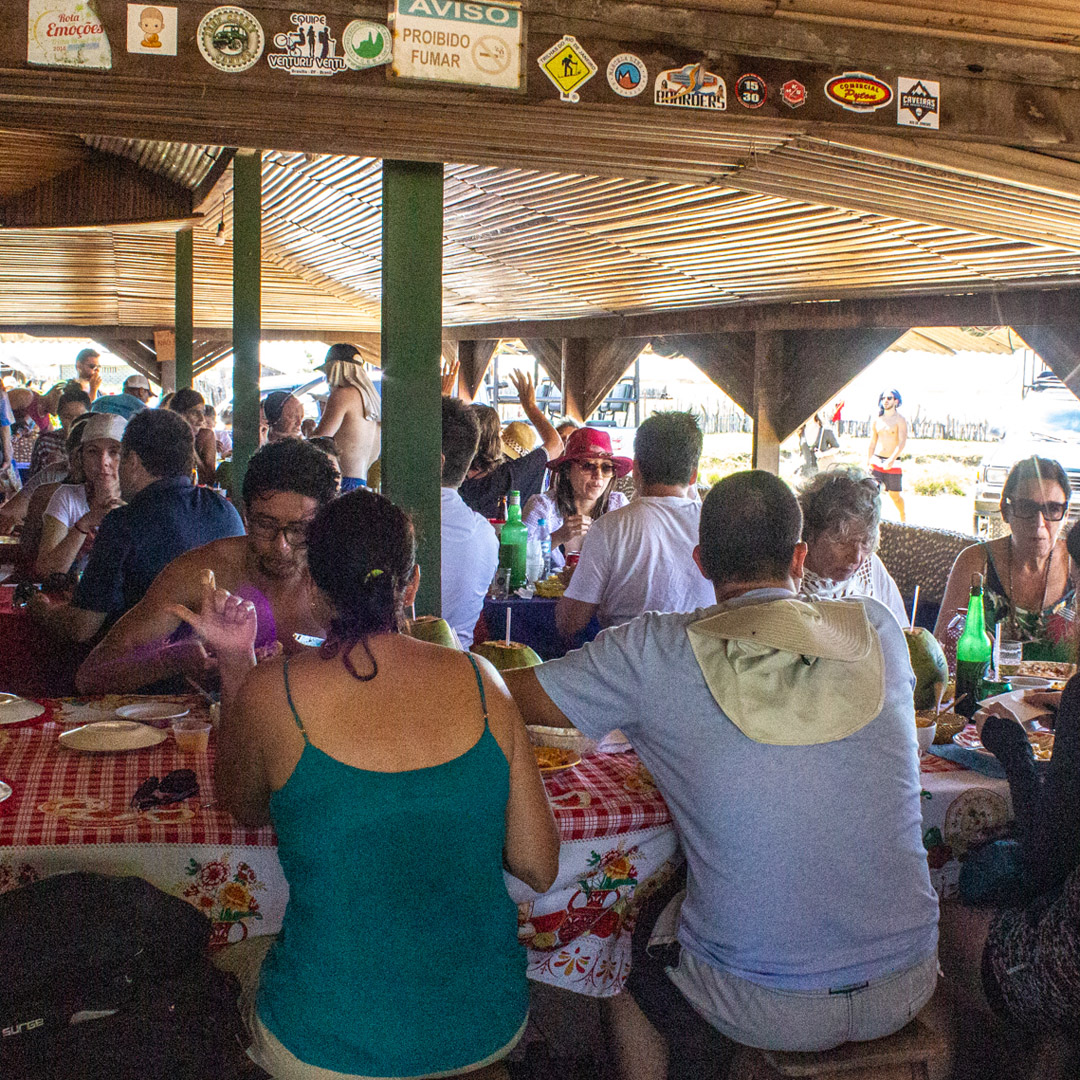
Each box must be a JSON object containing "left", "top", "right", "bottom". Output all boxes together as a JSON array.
[{"left": 537, "top": 517, "right": 552, "bottom": 579}]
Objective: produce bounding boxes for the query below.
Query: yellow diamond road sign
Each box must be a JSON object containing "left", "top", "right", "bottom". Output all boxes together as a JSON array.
[{"left": 538, "top": 35, "right": 596, "bottom": 102}]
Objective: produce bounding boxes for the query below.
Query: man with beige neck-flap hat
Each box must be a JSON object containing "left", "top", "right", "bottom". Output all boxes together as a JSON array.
[
  {"left": 504, "top": 469, "right": 938, "bottom": 1079},
  {"left": 310, "top": 343, "right": 381, "bottom": 491}
]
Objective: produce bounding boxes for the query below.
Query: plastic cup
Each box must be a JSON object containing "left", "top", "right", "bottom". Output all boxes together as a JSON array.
[
  {"left": 997, "top": 640, "right": 1023, "bottom": 678},
  {"left": 171, "top": 718, "right": 211, "bottom": 753}
]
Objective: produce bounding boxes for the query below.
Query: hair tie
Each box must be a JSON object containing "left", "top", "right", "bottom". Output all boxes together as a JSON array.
[{"left": 364, "top": 568, "right": 383, "bottom": 584}]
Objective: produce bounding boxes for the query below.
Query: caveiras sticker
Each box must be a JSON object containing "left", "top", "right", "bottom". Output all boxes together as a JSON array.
[
  {"left": 28, "top": 0, "right": 112, "bottom": 68},
  {"left": 897, "top": 77, "right": 940, "bottom": 129}
]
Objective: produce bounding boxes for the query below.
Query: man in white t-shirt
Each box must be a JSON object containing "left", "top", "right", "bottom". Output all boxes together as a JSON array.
[
  {"left": 441, "top": 397, "right": 498, "bottom": 647},
  {"left": 557, "top": 411, "right": 714, "bottom": 636}
]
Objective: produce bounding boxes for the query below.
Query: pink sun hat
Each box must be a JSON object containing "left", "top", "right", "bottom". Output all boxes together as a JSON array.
[{"left": 546, "top": 427, "right": 632, "bottom": 477}]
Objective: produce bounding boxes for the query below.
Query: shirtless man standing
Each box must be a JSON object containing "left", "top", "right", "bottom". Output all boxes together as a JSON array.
[
  {"left": 75, "top": 439, "right": 338, "bottom": 694},
  {"left": 311, "top": 343, "right": 381, "bottom": 490},
  {"left": 867, "top": 388, "right": 908, "bottom": 522}
]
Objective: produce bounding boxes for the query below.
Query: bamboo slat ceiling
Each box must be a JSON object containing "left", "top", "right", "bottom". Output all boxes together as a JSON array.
[{"left": 6, "top": 128, "right": 1080, "bottom": 330}]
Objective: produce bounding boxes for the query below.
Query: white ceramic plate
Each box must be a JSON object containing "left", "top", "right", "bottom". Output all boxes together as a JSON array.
[
  {"left": 0, "top": 698, "right": 45, "bottom": 725},
  {"left": 116, "top": 703, "right": 190, "bottom": 724},
  {"left": 973, "top": 689, "right": 1055, "bottom": 731},
  {"left": 953, "top": 725, "right": 1054, "bottom": 762},
  {"left": 0, "top": 781, "right": 11, "bottom": 803},
  {"left": 59, "top": 721, "right": 167, "bottom": 753},
  {"left": 1001, "top": 675, "right": 1053, "bottom": 690}
]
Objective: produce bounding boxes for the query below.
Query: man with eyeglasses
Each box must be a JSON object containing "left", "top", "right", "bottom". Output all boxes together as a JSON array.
[
  {"left": 77, "top": 438, "right": 338, "bottom": 693},
  {"left": 867, "top": 389, "right": 908, "bottom": 522},
  {"left": 557, "top": 411, "right": 715, "bottom": 636}
]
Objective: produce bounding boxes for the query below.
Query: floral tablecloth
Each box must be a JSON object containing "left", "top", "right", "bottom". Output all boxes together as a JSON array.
[{"left": 0, "top": 697, "right": 285, "bottom": 946}]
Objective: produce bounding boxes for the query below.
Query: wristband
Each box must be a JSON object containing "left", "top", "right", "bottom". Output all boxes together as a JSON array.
[{"left": 74, "top": 522, "right": 91, "bottom": 535}]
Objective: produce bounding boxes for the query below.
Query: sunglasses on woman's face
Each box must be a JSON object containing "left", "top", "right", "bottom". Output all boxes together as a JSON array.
[
  {"left": 574, "top": 461, "right": 616, "bottom": 477},
  {"left": 1006, "top": 498, "right": 1069, "bottom": 522}
]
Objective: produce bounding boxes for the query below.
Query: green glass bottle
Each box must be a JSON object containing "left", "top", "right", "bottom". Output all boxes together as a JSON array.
[
  {"left": 954, "top": 571, "right": 993, "bottom": 718},
  {"left": 498, "top": 490, "right": 528, "bottom": 591}
]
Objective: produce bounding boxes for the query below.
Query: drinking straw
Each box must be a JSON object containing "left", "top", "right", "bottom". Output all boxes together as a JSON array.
[
  {"left": 994, "top": 622, "right": 1002, "bottom": 675},
  {"left": 505, "top": 607, "right": 512, "bottom": 647},
  {"left": 909, "top": 585, "right": 920, "bottom": 632},
  {"left": 410, "top": 602, "right": 416, "bottom": 623}
]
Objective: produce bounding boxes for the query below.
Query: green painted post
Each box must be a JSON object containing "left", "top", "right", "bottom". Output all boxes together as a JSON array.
[
  {"left": 381, "top": 160, "right": 444, "bottom": 616},
  {"left": 232, "top": 151, "right": 261, "bottom": 497},
  {"left": 174, "top": 229, "right": 193, "bottom": 390}
]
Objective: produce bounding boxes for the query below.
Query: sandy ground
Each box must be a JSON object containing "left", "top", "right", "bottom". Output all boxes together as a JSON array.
[{"left": 699, "top": 433, "right": 986, "bottom": 536}]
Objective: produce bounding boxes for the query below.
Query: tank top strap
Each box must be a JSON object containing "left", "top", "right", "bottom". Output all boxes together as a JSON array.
[
  {"left": 464, "top": 652, "right": 490, "bottom": 730},
  {"left": 981, "top": 542, "right": 1006, "bottom": 597},
  {"left": 282, "top": 657, "right": 310, "bottom": 744}
]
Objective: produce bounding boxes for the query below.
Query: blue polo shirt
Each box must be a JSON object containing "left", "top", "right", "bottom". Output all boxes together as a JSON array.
[{"left": 73, "top": 475, "right": 244, "bottom": 619}]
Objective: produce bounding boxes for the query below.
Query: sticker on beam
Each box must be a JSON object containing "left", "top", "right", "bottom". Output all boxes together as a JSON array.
[
  {"left": 824, "top": 71, "right": 892, "bottom": 112},
  {"left": 28, "top": 0, "right": 112, "bottom": 68},
  {"left": 127, "top": 4, "right": 177, "bottom": 55},
  {"left": 197, "top": 6, "right": 264, "bottom": 73},
  {"left": 654, "top": 64, "right": 726, "bottom": 111},
  {"left": 735, "top": 73, "right": 766, "bottom": 109},
  {"left": 341, "top": 19, "right": 392, "bottom": 70},
  {"left": 897, "top": 77, "right": 940, "bottom": 129},
  {"left": 781, "top": 79, "right": 806, "bottom": 108},
  {"left": 269, "top": 13, "right": 346, "bottom": 75},
  {"left": 391, "top": 0, "right": 522, "bottom": 90},
  {"left": 537, "top": 35, "right": 597, "bottom": 102},
  {"left": 607, "top": 53, "right": 647, "bottom": 97}
]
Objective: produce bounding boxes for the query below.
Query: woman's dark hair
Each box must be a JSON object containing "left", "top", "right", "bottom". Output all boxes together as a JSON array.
[
  {"left": 1001, "top": 456, "right": 1071, "bottom": 515},
  {"left": 306, "top": 489, "right": 416, "bottom": 682},
  {"left": 550, "top": 462, "right": 616, "bottom": 523},
  {"left": 242, "top": 438, "right": 339, "bottom": 507},
  {"left": 441, "top": 397, "right": 479, "bottom": 488},
  {"left": 307, "top": 435, "right": 339, "bottom": 459},
  {"left": 59, "top": 387, "right": 92, "bottom": 412},
  {"left": 122, "top": 408, "right": 194, "bottom": 479},
  {"left": 168, "top": 388, "right": 205, "bottom": 415},
  {"left": 468, "top": 404, "right": 503, "bottom": 476}
]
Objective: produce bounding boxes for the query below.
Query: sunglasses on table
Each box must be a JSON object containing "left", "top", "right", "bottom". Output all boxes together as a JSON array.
[
  {"left": 573, "top": 461, "right": 616, "bottom": 477},
  {"left": 1005, "top": 498, "right": 1069, "bottom": 521}
]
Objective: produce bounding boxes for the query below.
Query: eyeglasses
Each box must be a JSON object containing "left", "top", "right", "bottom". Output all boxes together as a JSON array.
[
  {"left": 881, "top": 395, "right": 896, "bottom": 402},
  {"left": 573, "top": 461, "right": 616, "bottom": 477},
  {"left": 247, "top": 516, "right": 313, "bottom": 546},
  {"left": 1006, "top": 498, "right": 1068, "bottom": 522}
]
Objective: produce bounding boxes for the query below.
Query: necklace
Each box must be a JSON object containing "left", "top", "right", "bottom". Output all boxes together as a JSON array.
[{"left": 1004, "top": 540, "right": 1054, "bottom": 638}]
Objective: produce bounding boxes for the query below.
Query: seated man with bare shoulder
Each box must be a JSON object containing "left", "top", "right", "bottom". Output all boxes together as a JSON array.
[
  {"left": 310, "top": 343, "right": 381, "bottom": 491},
  {"left": 76, "top": 439, "right": 338, "bottom": 694}
]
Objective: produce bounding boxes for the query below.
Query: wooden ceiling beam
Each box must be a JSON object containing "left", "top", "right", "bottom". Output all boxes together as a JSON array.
[
  {"left": 4, "top": 2, "right": 1080, "bottom": 175},
  {"left": 444, "top": 285, "right": 1080, "bottom": 341},
  {"left": 655, "top": 332, "right": 756, "bottom": 415},
  {"left": 0, "top": 150, "right": 196, "bottom": 230},
  {"left": 93, "top": 336, "right": 162, "bottom": 386},
  {"left": 582, "top": 338, "right": 652, "bottom": 419},
  {"left": 519, "top": 339, "right": 565, "bottom": 389},
  {"left": 1012, "top": 326, "right": 1080, "bottom": 397},
  {"left": 0, "top": 326, "right": 376, "bottom": 342}
]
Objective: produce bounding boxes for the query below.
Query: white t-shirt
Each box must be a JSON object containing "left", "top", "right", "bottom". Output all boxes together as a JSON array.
[
  {"left": 44, "top": 483, "right": 89, "bottom": 529},
  {"left": 565, "top": 496, "right": 716, "bottom": 627},
  {"left": 441, "top": 486, "right": 499, "bottom": 648}
]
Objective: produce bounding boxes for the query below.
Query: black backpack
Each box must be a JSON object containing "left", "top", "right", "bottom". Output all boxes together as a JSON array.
[{"left": 0, "top": 872, "right": 265, "bottom": 1080}]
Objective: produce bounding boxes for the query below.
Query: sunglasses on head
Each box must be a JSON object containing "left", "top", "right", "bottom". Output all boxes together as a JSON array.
[{"left": 1006, "top": 498, "right": 1068, "bottom": 522}]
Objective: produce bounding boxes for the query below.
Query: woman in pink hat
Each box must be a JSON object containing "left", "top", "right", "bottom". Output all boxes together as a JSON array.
[{"left": 523, "top": 427, "right": 631, "bottom": 569}]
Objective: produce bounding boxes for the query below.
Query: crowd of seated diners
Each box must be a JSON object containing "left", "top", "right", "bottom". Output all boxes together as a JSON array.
[{"left": 1, "top": 355, "right": 1079, "bottom": 1079}]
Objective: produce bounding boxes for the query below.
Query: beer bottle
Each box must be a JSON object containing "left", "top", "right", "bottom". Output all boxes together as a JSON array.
[
  {"left": 954, "top": 572, "right": 993, "bottom": 718},
  {"left": 498, "top": 491, "right": 528, "bottom": 591}
]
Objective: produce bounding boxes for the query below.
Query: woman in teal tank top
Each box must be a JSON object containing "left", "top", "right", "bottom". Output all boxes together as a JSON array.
[{"left": 174, "top": 490, "right": 559, "bottom": 1079}]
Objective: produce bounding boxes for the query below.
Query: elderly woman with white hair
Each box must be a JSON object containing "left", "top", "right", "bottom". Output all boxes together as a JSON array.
[{"left": 797, "top": 467, "right": 908, "bottom": 625}]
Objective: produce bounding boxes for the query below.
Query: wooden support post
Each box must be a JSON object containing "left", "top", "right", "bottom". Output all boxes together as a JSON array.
[
  {"left": 561, "top": 338, "right": 588, "bottom": 423},
  {"left": 154, "top": 331, "right": 176, "bottom": 394},
  {"left": 381, "top": 160, "right": 444, "bottom": 617},
  {"left": 232, "top": 151, "right": 261, "bottom": 496},
  {"left": 752, "top": 331, "right": 783, "bottom": 474},
  {"left": 174, "top": 229, "right": 193, "bottom": 391}
]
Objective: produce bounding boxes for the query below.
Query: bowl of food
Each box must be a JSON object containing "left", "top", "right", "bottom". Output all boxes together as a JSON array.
[
  {"left": 932, "top": 711, "right": 966, "bottom": 744},
  {"left": 914, "top": 711, "right": 937, "bottom": 754},
  {"left": 526, "top": 724, "right": 597, "bottom": 757}
]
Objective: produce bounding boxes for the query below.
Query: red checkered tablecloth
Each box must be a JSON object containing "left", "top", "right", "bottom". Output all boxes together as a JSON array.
[
  {"left": 0, "top": 706, "right": 273, "bottom": 849},
  {"left": 543, "top": 750, "right": 670, "bottom": 841}
]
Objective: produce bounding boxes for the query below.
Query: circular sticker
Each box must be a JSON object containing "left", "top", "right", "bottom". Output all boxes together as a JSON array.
[
  {"left": 735, "top": 73, "right": 767, "bottom": 109},
  {"left": 197, "top": 6, "right": 264, "bottom": 73},
  {"left": 607, "top": 53, "right": 647, "bottom": 97},
  {"left": 341, "top": 19, "right": 392, "bottom": 70}
]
